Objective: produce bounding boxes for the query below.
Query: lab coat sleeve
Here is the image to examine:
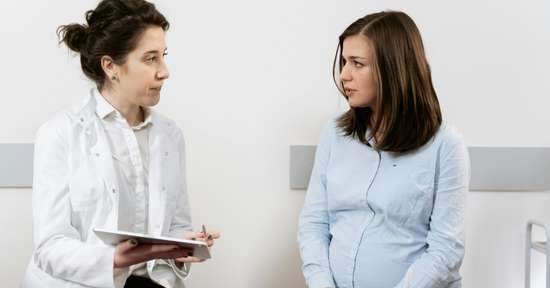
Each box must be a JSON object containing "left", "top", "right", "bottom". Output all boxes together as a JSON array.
[
  {"left": 164, "top": 127, "right": 193, "bottom": 279},
  {"left": 394, "top": 131, "right": 469, "bottom": 288},
  {"left": 32, "top": 115, "right": 120, "bottom": 288},
  {"left": 297, "top": 121, "right": 336, "bottom": 288}
]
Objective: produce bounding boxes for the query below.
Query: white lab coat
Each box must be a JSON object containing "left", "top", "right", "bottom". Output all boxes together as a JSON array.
[{"left": 22, "top": 89, "right": 193, "bottom": 288}]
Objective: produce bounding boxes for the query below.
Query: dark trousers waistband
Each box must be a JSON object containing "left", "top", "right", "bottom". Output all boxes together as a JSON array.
[{"left": 124, "top": 275, "right": 164, "bottom": 288}]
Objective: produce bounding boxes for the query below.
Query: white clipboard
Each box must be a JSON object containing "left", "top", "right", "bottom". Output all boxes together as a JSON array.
[{"left": 93, "top": 228, "right": 211, "bottom": 259}]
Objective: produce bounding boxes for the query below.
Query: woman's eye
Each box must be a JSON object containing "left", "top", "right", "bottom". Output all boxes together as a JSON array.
[
  {"left": 353, "top": 61, "right": 364, "bottom": 68},
  {"left": 146, "top": 57, "right": 157, "bottom": 63}
]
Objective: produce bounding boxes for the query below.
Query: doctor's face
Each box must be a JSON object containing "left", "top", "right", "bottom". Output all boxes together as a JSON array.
[
  {"left": 114, "top": 26, "right": 170, "bottom": 107},
  {"left": 340, "top": 35, "right": 377, "bottom": 109}
]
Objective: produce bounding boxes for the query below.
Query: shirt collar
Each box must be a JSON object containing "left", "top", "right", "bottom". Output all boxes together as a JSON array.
[
  {"left": 133, "top": 109, "right": 153, "bottom": 130},
  {"left": 93, "top": 88, "right": 153, "bottom": 129},
  {"left": 365, "top": 128, "right": 376, "bottom": 146}
]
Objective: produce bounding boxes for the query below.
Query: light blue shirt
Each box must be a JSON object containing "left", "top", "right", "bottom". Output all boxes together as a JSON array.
[{"left": 298, "top": 117, "right": 469, "bottom": 288}]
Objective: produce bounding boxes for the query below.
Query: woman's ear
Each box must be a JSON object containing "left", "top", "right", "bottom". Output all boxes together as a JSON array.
[{"left": 100, "top": 55, "right": 119, "bottom": 82}]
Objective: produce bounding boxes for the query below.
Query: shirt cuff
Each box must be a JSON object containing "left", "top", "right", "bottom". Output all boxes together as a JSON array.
[
  {"left": 173, "top": 260, "right": 191, "bottom": 280},
  {"left": 113, "top": 267, "right": 130, "bottom": 288},
  {"left": 161, "top": 259, "right": 190, "bottom": 280},
  {"left": 393, "top": 267, "right": 445, "bottom": 288},
  {"left": 305, "top": 270, "right": 336, "bottom": 288}
]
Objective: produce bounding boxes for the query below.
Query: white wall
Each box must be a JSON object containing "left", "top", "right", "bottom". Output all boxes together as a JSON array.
[{"left": 0, "top": 0, "right": 548, "bottom": 287}]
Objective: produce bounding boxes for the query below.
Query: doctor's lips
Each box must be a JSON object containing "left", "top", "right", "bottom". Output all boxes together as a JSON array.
[{"left": 150, "top": 86, "right": 162, "bottom": 92}]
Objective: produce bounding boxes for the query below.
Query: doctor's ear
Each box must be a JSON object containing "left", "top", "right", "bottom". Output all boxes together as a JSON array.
[{"left": 100, "top": 55, "right": 120, "bottom": 82}]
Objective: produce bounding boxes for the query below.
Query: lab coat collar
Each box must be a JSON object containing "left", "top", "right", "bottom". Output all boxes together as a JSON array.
[
  {"left": 92, "top": 88, "right": 154, "bottom": 130},
  {"left": 93, "top": 89, "right": 116, "bottom": 120}
]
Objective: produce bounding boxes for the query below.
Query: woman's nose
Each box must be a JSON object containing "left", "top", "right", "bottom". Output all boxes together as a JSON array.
[
  {"left": 340, "top": 64, "right": 352, "bottom": 82},
  {"left": 157, "top": 61, "right": 170, "bottom": 80}
]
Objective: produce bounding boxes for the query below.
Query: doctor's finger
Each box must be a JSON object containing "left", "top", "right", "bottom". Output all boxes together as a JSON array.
[
  {"left": 208, "top": 230, "right": 221, "bottom": 239},
  {"left": 116, "top": 239, "right": 138, "bottom": 253},
  {"left": 200, "top": 230, "right": 220, "bottom": 240},
  {"left": 143, "top": 244, "right": 182, "bottom": 254},
  {"left": 154, "top": 248, "right": 192, "bottom": 260},
  {"left": 175, "top": 256, "right": 205, "bottom": 263},
  {"left": 205, "top": 239, "right": 215, "bottom": 247}
]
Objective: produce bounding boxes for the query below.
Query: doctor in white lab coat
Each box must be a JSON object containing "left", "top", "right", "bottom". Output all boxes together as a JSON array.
[{"left": 22, "top": 1, "right": 218, "bottom": 287}]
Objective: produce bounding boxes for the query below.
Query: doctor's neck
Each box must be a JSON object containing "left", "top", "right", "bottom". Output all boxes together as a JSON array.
[{"left": 99, "top": 88, "right": 144, "bottom": 127}]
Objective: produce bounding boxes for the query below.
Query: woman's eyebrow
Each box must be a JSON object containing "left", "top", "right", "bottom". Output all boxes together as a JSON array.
[
  {"left": 143, "top": 48, "right": 168, "bottom": 55},
  {"left": 348, "top": 56, "right": 367, "bottom": 60}
]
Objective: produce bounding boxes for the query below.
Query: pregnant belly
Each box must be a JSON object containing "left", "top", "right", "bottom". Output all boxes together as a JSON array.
[
  {"left": 330, "top": 241, "right": 415, "bottom": 288},
  {"left": 353, "top": 244, "right": 411, "bottom": 288}
]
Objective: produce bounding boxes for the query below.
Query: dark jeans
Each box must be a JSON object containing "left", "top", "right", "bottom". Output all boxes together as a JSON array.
[{"left": 124, "top": 275, "right": 164, "bottom": 288}]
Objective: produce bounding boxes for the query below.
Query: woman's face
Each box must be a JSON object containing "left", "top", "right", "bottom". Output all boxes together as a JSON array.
[
  {"left": 340, "top": 34, "right": 377, "bottom": 109},
  {"left": 114, "top": 26, "right": 170, "bottom": 108}
]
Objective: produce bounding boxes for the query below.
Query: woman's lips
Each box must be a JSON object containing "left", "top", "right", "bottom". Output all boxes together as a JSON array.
[{"left": 345, "top": 88, "right": 357, "bottom": 96}]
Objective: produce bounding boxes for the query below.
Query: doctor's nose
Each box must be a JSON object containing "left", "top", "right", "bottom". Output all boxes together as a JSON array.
[{"left": 157, "top": 61, "right": 170, "bottom": 80}]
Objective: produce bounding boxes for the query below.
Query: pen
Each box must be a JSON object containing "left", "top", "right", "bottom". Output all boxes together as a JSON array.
[{"left": 202, "top": 224, "right": 213, "bottom": 241}]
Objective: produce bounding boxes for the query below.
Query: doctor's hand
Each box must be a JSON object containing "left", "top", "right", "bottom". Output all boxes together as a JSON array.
[
  {"left": 113, "top": 239, "right": 193, "bottom": 268},
  {"left": 174, "top": 230, "right": 221, "bottom": 264}
]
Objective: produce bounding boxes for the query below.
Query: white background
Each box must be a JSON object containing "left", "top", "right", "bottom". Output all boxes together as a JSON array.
[{"left": 0, "top": 0, "right": 549, "bottom": 287}]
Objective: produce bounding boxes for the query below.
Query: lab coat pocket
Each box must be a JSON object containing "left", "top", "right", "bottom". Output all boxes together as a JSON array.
[
  {"left": 68, "top": 163, "right": 105, "bottom": 211},
  {"left": 68, "top": 164, "right": 108, "bottom": 236}
]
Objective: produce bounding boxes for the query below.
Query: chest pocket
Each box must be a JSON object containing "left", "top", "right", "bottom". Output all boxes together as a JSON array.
[{"left": 68, "top": 159, "right": 107, "bottom": 211}]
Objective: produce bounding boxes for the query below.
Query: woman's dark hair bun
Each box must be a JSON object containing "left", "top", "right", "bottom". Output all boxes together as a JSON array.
[
  {"left": 57, "top": 24, "right": 88, "bottom": 54},
  {"left": 57, "top": 0, "right": 169, "bottom": 89}
]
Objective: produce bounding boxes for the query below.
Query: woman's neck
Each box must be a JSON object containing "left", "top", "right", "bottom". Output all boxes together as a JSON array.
[{"left": 100, "top": 88, "right": 144, "bottom": 126}]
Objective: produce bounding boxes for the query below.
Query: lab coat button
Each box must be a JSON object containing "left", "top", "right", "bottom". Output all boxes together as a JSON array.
[
  {"left": 112, "top": 188, "right": 116, "bottom": 194},
  {"left": 164, "top": 152, "right": 169, "bottom": 156}
]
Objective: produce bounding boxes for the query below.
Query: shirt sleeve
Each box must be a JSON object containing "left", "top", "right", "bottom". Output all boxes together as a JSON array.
[
  {"left": 298, "top": 121, "right": 337, "bottom": 288},
  {"left": 32, "top": 115, "right": 120, "bottom": 288},
  {"left": 394, "top": 131, "right": 469, "bottom": 288}
]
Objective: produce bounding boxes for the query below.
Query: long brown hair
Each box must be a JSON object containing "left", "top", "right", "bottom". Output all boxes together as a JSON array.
[{"left": 333, "top": 11, "right": 442, "bottom": 153}]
